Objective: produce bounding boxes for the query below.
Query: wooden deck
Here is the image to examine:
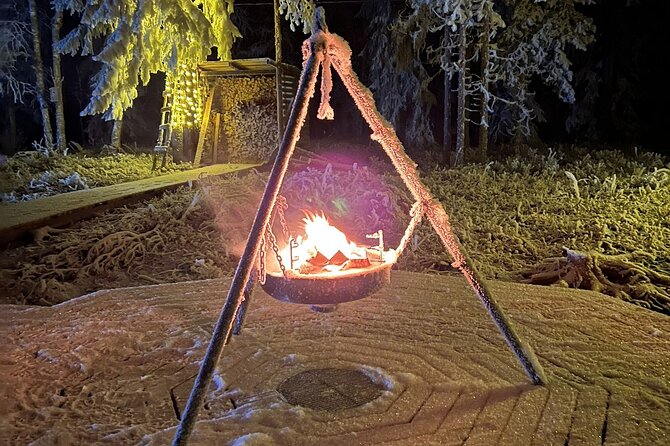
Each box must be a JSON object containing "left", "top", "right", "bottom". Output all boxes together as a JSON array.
[
  {"left": 2, "top": 271, "right": 669, "bottom": 445},
  {"left": 0, "top": 163, "right": 258, "bottom": 245}
]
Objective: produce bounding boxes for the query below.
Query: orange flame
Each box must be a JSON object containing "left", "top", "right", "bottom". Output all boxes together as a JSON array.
[
  {"left": 302, "top": 212, "right": 362, "bottom": 260},
  {"left": 281, "top": 212, "right": 366, "bottom": 271}
]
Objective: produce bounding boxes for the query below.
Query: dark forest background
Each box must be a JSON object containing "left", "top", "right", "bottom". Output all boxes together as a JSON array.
[{"left": 1, "top": 0, "right": 667, "bottom": 157}]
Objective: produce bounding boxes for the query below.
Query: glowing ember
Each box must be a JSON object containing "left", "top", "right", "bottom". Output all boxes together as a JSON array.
[{"left": 279, "top": 212, "right": 393, "bottom": 275}]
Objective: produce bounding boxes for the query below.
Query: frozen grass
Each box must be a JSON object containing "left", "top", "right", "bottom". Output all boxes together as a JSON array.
[
  {"left": 398, "top": 148, "right": 670, "bottom": 281},
  {"left": 1, "top": 146, "right": 668, "bottom": 312},
  {"left": 0, "top": 151, "right": 192, "bottom": 202}
]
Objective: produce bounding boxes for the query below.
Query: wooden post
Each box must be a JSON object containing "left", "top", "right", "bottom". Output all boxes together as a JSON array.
[
  {"left": 274, "top": 0, "right": 282, "bottom": 64},
  {"left": 478, "top": 4, "right": 491, "bottom": 161},
  {"left": 51, "top": 8, "right": 66, "bottom": 153},
  {"left": 28, "top": 0, "right": 54, "bottom": 150},
  {"left": 275, "top": 66, "right": 284, "bottom": 143},
  {"left": 212, "top": 113, "right": 221, "bottom": 164},
  {"left": 442, "top": 24, "right": 452, "bottom": 162},
  {"left": 193, "top": 88, "right": 215, "bottom": 166}
]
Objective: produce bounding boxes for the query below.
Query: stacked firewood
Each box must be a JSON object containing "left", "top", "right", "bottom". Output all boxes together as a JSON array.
[
  {"left": 214, "top": 76, "right": 278, "bottom": 163},
  {"left": 298, "top": 249, "right": 380, "bottom": 275}
]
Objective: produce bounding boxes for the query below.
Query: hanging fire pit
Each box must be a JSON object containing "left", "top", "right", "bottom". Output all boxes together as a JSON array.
[
  {"left": 262, "top": 263, "right": 393, "bottom": 305},
  {"left": 259, "top": 212, "right": 396, "bottom": 305},
  {"left": 173, "top": 11, "right": 547, "bottom": 446}
]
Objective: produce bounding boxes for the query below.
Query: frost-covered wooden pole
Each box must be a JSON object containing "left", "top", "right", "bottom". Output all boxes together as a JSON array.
[
  {"left": 326, "top": 32, "right": 546, "bottom": 386},
  {"left": 51, "top": 7, "right": 67, "bottom": 153},
  {"left": 454, "top": 17, "right": 467, "bottom": 166},
  {"left": 28, "top": 0, "right": 54, "bottom": 150},
  {"left": 171, "top": 22, "right": 326, "bottom": 446},
  {"left": 478, "top": 1, "right": 492, "bottom": 160},
  {"left": 274, "top": 0, "right": 282, "bottom": 64}
]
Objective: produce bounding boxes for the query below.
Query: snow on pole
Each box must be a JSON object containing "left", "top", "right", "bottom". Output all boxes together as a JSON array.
[
  {"left": 325, "top": 30, "right": 546, "bottom": 386},
  {"left": 231, "top": 269, "right": 258, "bottom": 337},
  {"left": 170, "top": 18, "right": 327, "bottom": 446}
]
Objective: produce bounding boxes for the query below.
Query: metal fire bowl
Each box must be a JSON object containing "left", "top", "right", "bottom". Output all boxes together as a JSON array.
[{"left": 260, "top": 262, "right": 393, "bottom": 305}]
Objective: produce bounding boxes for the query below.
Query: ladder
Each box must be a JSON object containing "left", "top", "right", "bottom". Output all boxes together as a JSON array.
[{"left": 152, "top": 90, "right": 172, "bottom": 170}]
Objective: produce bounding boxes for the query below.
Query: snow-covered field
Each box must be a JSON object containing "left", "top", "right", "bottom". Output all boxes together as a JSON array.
[{"left": 2, "top": 271, "right": 669, "bottom": 445}]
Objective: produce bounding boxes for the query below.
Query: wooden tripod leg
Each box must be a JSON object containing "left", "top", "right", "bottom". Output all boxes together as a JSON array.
[
  {"left": 425, "top": 203, "right": 547, "bottom": 385},
  {"left": 170, "top": 33, "right": 325, "bottom": 446},
  {"left": 328, "top": 33, "right": 546, "bottom": 386},
  {"left": 231, "top": 271, "right": 258, "bottom": 338}
]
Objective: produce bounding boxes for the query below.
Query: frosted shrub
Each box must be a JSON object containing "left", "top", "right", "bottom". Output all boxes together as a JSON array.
[{"left": 282, "top": 164, "right": 411, "bottom": 245}]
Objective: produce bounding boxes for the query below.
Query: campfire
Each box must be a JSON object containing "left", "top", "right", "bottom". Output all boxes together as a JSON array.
[
  {"left": 259, "top": 210, "right": 397, "bottom": 305},
  {"left": 277, "top": 212, "right": 397, "bottom": 277}
]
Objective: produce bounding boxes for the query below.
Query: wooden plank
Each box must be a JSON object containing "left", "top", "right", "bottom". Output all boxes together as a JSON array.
[
  {"left": 567, "top": 385, "right": 609, "bottom": 445},
  {"left": 193, "top": 87, "right": 215, "bottom": 166},
  {"left": 463, "top": 387, "right": 521, "bottom": 445},
  {"left": 212, "top": 113, "right": 221, "bottom": 164},
  {"left": 531, "top": 384, "right": 578, "bottom": 446},
  {"left": 498, "top": 386, "right": 549, "bottom": 444},
  {"left": 2, "top": 272, "right": 670, "bottom": 444},
  {"left": 0, "top": 163, "right": 259, "bottom": 246}
]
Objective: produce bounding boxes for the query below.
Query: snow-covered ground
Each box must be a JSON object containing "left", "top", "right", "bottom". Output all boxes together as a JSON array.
[{"left": 1, "top": 271, "right": 669, "bottom": 445}]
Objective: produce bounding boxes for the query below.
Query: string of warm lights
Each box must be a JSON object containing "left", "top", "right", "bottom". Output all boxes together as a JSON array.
[{"left": 166, "top": 63, "right": 204, "bottom": 130}]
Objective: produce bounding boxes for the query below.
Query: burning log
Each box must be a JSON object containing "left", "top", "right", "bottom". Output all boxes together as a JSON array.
[
  {"left": 297, "top": 250, "right": 372, "bottom": 275},
  {"left": 342, "top": 258, "right": 371, "bottom": 270}
]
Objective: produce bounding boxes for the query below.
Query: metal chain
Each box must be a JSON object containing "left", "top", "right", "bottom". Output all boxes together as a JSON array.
[
  {"left": 395, "top": 200, "right": 425, "bottom": 258},
  {"left": 275, "top": 195, "right": 290, "bottom": 239},
  {"left": 258, "top": 196, "right": 291, "bottom": 284},
  {"left": 258, "top": 232, "right": 266, "bottom": 285},
  {"left": 266, "top": 224, "right": 289, "bottom": 279}
]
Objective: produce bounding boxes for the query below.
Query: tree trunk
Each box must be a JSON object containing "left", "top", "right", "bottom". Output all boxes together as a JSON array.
[
  {"left": 28, "top": 0, "right": 54, "bottom": 150},
  {"left": 478, "top": 7, "right": 491, "bottom": 161},
  {"left": 111, "top": 118, "right": 123, "bottom": 149},
  {"left": 442, "top": 25, "right": 452, "bottom": 162},
  {"left": 463, "top": 41, "right": 471, "bottom": 152},
  {"left": 274, "top": 0, "right": 282, "bottom": 64},
  {"left": 51, "top": 8, "right": 66, "bottom": 153},
  {"left": 454, "top": 22, "right": 467, "bottom": 166},
  {"left": 274, "top": 0, "right": 283, "bottom": 136}
]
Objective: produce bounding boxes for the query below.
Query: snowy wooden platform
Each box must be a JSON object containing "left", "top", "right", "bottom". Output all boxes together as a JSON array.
[
  {"left": 1, "top": 271, "right": 669, "bottom": 445},
  {"left": 0, "top": 163, "right": 258, "bottom": 245}
]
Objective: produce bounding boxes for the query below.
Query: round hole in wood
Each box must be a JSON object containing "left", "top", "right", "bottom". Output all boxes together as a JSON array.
[{"left": 277, "top": 368, "right": 385, "bottom": 411}]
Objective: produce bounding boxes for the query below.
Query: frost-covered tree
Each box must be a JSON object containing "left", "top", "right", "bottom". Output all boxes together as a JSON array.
[
  {"left": 398, "top": 0, "right": 502, "bottom": 164},
  {"left": 2, "top": 0, "right": 67, "bottom": 152},
  {"left": 57, "top": 0, "right": 241, "bottom": 139},
  {"left": 0, "top": 3, "right": 32, "bottom": 103},
  {"left": 397, "top": 0, "right": 595, "bottom": 162},
  {"left": 359, "top": 0, "right": 436, "bottom": 148},
  {"left": 495, "top": 0, "right": 596, "bottom": 139},
  {"left": 278, "top": 0, "right": 315, "bottom": 34},
  {"left": 0, "top": 2, "right": 34, "bottom": 152},
  {"left": 276, "top": 0, "right": 436, "bottom": 148},
  {"left": 476, "top": 0, "right": 494, "bottom": 159}
]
